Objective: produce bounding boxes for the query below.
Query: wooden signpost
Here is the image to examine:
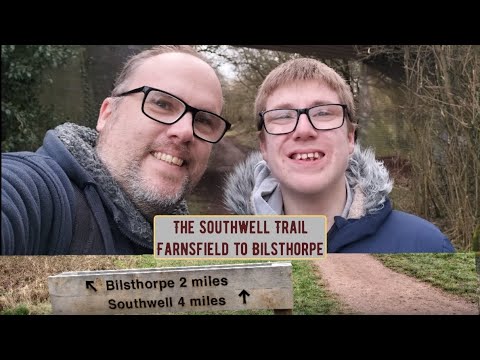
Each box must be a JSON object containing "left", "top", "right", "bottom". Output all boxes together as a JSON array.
[{"left": 48, "top": 262, "right": 293, "bottom": 315}]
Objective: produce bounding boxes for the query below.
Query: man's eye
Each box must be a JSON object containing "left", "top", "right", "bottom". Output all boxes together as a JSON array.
[{"left": 154, "top": 101, "right": 171, "bottom": 110}]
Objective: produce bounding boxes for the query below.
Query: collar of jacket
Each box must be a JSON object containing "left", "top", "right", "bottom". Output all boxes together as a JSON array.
[{"left": 223, "top": 143, "right": 393, "bottom": 217}]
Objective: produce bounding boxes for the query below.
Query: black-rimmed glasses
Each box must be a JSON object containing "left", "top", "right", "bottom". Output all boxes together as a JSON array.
[
  {"left": 115, "top": 86, "right": 231, "bottom": 143},
  {"left": 259, "top": 104, "right": 348, "bottom": 135}
]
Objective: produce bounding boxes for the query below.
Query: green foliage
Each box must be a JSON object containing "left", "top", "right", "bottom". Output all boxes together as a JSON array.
[{"left": 1, "top": 45, "right": 78, "bottom": 152}]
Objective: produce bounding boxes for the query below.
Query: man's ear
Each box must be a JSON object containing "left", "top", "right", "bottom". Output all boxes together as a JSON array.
[
  {"left": 259, "top": 131, "right": 267, "bottom": 159},
  {"left": 348, "top": 127, "right": 355, "bottom": 155},
  {"left": 96, "top": 98, "right": 114, "bottom": 132}
]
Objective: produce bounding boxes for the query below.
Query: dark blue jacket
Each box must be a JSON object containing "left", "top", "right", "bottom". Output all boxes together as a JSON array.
[
  {"left": 223, "top": 149, "right": 455, "bottom": 253},
  {"left": 2, "top": 123, "right": 187, "bottom": 255},
  {"left": 328, "top": 199, "right": 454, "bottom": 252}
]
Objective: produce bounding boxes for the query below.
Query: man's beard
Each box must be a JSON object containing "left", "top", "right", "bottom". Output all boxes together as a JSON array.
[{"left": 118, "top": 158, "right": 191, "bottom": 222}]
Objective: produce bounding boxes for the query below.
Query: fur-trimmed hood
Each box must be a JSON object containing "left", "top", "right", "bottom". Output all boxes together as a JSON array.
[{"left": 223, "top": 144, "right": 393, "bottom": 217}]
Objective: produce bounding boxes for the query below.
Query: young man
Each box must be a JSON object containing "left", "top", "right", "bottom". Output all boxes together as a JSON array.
[
  {"left": 2, "top": 45, "right": 231, "bottom": 255},
  {"left": 224, "top": 58, "right": 454, "bottom": 253}
]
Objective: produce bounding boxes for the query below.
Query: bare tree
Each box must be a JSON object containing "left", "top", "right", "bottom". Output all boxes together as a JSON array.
[{"left": 360, "top": 45, "right": 479, "bottom": 250}]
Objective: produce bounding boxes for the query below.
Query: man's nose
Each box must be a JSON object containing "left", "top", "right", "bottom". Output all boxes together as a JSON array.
[
  {"left": 166, "top": 112, "right": 195, "bottom": 142},
  {"left": 293, "top": 113, "right": 317, "bottom": 138}
]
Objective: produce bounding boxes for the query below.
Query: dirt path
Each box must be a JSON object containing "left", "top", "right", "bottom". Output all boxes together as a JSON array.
[{"left": 314, "top": 254, "right": 478, "bottom": 315}]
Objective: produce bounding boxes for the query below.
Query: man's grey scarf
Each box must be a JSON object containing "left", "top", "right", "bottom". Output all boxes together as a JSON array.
[{"left": 54, "top": 122, "right": 188, "bottom": 245}]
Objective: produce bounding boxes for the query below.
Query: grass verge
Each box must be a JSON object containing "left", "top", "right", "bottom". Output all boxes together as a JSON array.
[{"left": 374, "top": 252, "right": 478, "bottom": 303}]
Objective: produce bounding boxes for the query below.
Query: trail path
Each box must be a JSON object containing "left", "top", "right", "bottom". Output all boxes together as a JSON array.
[{"left": 314, "top": 254, "right": 478, "bottom": 315}]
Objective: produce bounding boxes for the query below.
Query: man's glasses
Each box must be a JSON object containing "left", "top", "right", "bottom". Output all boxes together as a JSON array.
[
  {"left": 116, "top": 86, "right": 231, "bottom": 143},
  {"left": 259, "top": 104, "right": 348, "bottom": 135}
]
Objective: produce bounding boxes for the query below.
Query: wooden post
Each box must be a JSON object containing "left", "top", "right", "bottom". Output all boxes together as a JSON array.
[{"left": 274, "top": 309, "right": 293, "bottom": 315}]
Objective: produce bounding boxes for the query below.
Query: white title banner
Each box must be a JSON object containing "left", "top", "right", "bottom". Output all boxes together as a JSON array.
[{"left": 154, "top": 215, "right": 327, "bottom": 259}]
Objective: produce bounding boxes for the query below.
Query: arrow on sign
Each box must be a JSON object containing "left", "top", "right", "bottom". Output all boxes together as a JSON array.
[
  {"left": 238, "top": 289, "right": 250, "bottom": 304},
  {"left": 86, "top": 281, "right": 97, "bottom": 292}
]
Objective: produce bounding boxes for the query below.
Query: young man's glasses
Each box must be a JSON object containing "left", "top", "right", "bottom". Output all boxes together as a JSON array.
[
  {"left": 259, "top": 104, "right": 348, "bottom": 135},
  {"left": 116, "top": 86, "right": 231, "bottom": 143}
]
